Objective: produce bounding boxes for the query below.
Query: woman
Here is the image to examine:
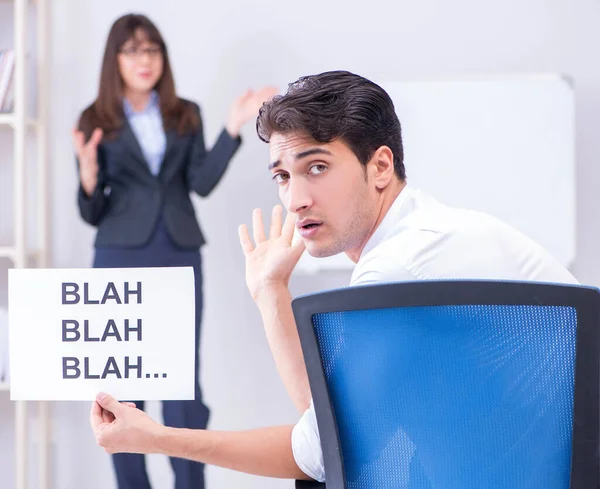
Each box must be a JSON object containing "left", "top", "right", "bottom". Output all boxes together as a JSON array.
[{"left": 72, "top": 13, "right": 275, "bottom": 489}]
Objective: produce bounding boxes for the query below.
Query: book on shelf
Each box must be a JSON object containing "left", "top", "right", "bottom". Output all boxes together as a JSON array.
[{"left": 0, "top": 49, "right": 15, "bottom": 113}]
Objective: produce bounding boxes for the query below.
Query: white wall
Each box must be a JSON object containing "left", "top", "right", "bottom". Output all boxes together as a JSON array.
[{"left": 2, "top": 0, "right": 600, "bottom": 487}]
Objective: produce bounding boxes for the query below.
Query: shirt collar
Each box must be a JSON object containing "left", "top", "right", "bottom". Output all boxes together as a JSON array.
[
  {"left": 359, "top": 186, "right": 414, "bottom": 260},
  {"left": 123, "top": 90, "right": 159, "bottom": 117}
]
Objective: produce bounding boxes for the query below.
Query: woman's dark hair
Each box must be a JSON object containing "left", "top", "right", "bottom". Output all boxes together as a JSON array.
[
  {"left": 79, "top": 13, "right": 199, "bottom": 139},
  {"left": 257, "top": 70, "right": 405, "bottom": 180}
]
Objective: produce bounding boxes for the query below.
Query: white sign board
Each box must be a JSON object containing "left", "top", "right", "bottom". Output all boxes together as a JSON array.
[{"left": 9, "top": 267, "right": 196, "bottom": 401}]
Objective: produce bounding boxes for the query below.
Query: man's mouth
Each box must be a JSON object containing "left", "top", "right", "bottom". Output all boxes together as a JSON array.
[
  {"left": 297, "top": 220, "right": 323, "bottom": 238},
  {"left": 297, "top": 220, "right": 323, "bottom": 230}
]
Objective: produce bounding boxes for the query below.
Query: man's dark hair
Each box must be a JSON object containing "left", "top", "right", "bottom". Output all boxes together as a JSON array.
[{"left": 257, "top": 70, "right": 405, "bottom": 180}]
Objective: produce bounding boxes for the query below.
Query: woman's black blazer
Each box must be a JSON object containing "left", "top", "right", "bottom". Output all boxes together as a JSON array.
[{"left": 77, "top": 100, "right": 241, "bottom": 249}]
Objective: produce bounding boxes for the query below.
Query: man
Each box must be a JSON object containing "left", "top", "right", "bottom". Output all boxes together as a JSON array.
[{"left": 90, "top": 70, "right": 578, "bottom": 483}]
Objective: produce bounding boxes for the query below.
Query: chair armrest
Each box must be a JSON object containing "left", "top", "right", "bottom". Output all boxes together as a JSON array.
[{"left": 296, "top": 480, "right": 326, "bottom": 488}]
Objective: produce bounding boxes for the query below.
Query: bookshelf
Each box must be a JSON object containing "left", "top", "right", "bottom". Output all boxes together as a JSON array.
[{"left": 1, "top": 0, "right": 50, "bottom": 488}]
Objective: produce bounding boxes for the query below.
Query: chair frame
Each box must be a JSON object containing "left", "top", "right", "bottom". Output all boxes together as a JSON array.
[{"left": 292, "top": 280, "right": 600, "bottom": 489}]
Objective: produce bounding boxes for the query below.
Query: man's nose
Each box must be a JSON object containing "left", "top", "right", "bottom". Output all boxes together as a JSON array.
[{"left": 285, "top": 179, "right": 312, "bottom": 214}]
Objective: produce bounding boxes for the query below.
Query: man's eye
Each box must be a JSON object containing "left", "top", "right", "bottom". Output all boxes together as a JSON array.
[
  {"left": 308, "top": 164, "right": 327, "bottom": 175},
  {"left": 272, "top": 173, "right": 289, "bottom": 184}
]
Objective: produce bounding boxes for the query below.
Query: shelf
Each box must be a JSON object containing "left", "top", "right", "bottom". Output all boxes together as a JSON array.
[
  {"left": 0, "top": 247, "right": 43, "bottom": 264},
  {"left": 0, "top": 247, "right": 15, "bottom": 260},
  {"left": 0, "top": 113, "right": 14, "bottom": 125},
  {"left": 0, "top": 113, "right": 38, "bottom": 129},
  {"left": 3, "top": 0, "right": 50, "bottom": 487}
]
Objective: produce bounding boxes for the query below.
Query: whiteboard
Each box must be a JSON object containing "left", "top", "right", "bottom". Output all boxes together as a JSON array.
[{"left": 295, "top": 74, "right": 575, "bottom": 274}]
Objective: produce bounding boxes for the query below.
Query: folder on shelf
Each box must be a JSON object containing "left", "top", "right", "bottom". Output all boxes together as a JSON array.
[
  {"left": 0, "top": 307, "right": 8, "bottom": 383},
  {"left": 0, "top": 49, "right": 15, "bottom": 113}
]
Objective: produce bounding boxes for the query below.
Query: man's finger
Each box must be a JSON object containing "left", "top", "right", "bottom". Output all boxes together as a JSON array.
[
  {"left": 95, "top": 392, "right": 123, "bottom": 417},
  {"left": 269, "top": 205, "right": 283, "bottom": 240},
  {"left": 238, "top": 224, "right": 254, "bottom": 254},
  {"left": 291, "top": 236, "right": 307, "bottom": 262},
  {"left": 90, "top": 400, "right": 105, "bottom": 429},
  {"left": 281, "top": 210, "right": 297, "bottom": 243},
  {"left": 252, "top": 208, "right": 267, "bottom": 244},
  {"left": 101, "top": 408, "right": 115, "bottom": 424}
]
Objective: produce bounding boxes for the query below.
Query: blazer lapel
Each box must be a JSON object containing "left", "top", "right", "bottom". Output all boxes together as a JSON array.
[
  {"left": 121, "top": 120, "right": 151, "bottom": 174},
  {"left": 159, "top": 129, "right": 178, "bottom": 178}
]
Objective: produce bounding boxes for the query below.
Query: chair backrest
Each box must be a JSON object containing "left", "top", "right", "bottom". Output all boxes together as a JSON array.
[{"left": 292, "top": 281, "right": 600, "bottom": 489}]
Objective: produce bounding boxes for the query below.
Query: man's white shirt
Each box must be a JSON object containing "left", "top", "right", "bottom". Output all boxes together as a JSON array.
[{"left": 291, "top": 186, "right": 578, "bottom": 482}]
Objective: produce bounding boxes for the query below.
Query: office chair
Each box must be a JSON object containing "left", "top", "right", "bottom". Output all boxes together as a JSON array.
[{"left": 292, "top": 281, "right": 600, "bottom": 489}]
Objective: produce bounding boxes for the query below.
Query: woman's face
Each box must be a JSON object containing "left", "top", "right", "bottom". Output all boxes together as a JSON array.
[{"left": 117, "top": 29, "right": 164, "bottom": 95}]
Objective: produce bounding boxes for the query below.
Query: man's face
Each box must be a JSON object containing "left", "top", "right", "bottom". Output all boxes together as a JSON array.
[{"left": 268, "top": 132, "right": 379, "bottom": 260}]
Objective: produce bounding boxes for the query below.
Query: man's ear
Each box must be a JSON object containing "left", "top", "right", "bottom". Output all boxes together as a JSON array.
[{"left": 368, "top": 146, "right": 395, "bottom": 189}]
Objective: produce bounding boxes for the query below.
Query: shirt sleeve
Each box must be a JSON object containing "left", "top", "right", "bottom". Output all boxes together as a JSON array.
[{"left": 291, "top": 400, "right": 326, "bottom": 482}]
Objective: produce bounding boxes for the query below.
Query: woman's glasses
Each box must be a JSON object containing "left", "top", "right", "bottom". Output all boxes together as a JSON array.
[{"left": 119, "top": 46, "right": 162, "bottom": 60}]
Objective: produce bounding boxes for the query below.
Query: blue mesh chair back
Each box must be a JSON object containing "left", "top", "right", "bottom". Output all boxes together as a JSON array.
[{"left": 292, "top": 281, "right": 600, "bottom": 489}]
